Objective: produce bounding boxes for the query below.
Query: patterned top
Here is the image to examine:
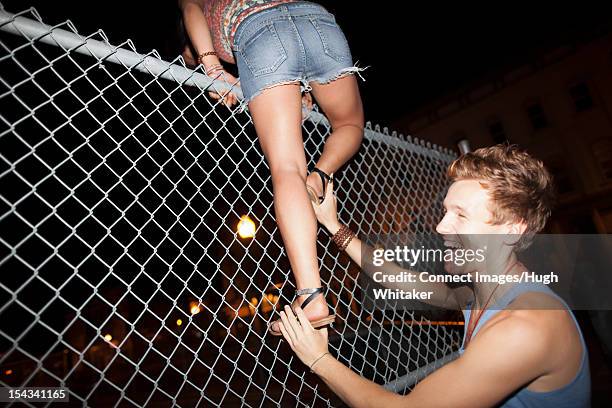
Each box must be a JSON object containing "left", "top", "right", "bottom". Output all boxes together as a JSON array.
[{"left": 203, "top": 0, "right": 297, "bottom": 63}]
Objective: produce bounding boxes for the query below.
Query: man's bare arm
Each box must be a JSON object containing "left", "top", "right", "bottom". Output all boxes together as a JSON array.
[
  {"left": 310, "top": 313, "right": 550, "bottom": 408},
  {"left": 326, "top": 220, "right": 470, "bottom": 309},
  {"left": 313, "top": 181, "right": 469, "bottom": 309}
]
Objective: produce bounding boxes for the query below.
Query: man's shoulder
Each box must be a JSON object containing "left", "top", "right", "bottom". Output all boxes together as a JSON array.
[
  {"left": 457, "top": 309, "right": 552, "bottom": 389},
  {"left": 481, "top": 308, "right": 551, "bottom": 348},
  {"left": 488, "top": 299, "right": 570, "bottom": 339},
  {"left": 506, "top": 291, "right": 578, "bottom": 340},
  {"left": 476, "top": 293, "right": 579, "bottom": 363},
  {"left": 510, "top": 290, "right": 566, "bottom": 310}
]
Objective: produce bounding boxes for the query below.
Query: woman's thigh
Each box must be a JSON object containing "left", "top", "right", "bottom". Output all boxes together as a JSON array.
[
  {"left": 310, "top": 75, "right": 364, "bottom": 130},
  {"left": 247, "top": 83, "right": 306, "bottom": 173}
]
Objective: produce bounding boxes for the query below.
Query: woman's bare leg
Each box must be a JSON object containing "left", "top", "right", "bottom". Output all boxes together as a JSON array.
[
  {"left": 248, "top": 84, "right": 329, "bottom": 332},
  {"left": 306, "top": 75, "right": 364, "bottom": 197}
]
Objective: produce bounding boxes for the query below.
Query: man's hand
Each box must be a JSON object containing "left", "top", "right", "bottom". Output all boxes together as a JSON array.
[
  {"left": 311, "top": 177, "right": 340, "bottom": 230},
  {"left": 278, "top": 305, "right": 329, "bottom": 368}
]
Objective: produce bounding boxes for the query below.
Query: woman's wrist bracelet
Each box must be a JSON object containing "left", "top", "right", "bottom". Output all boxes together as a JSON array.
[
  {"left": 198, "top": 51, "right": 218, "bottom": 65},
  {"left": 205, "top": 64, "right": 224, "bottom": 76},
  {"left": 309, "top": 351, "right": 330, "bottom": 373}
]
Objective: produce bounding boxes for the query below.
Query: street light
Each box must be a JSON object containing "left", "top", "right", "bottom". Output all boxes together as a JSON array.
[
  {"left": 189, "top": 301, "right": 201, "bottom": 315},
  {"left": 237, "top": 215, "right": 256, "bottom": 239}
]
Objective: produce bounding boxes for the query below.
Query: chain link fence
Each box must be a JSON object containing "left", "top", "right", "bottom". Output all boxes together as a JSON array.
[{"left": 0, "top": 6, "right": 462, "bottom": 407}]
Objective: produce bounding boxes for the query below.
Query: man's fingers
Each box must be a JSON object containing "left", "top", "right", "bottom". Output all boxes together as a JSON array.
[
  {"left": 324, "top": 177, "right": 335, "bottom": 201},
  {"left": 294, "top": 307, "right": 314, "bottom": 332},
  {"left": 283, "top": 305, "right": 302, "bottom": 333},
  {"left": 278, "top": 322, "right": 295, "bottom": 348},
  {"left": 311, "top": 201, "right": 319, "bottom": 212},
  {"left": 284, "top": 305, "right": 308, "bottom": 338},
  {"left": 320, "top": 327, "right": 329, "bottom": 340},
  {"left": 279, "top": 310, "right": 298, "bottom": 342}
]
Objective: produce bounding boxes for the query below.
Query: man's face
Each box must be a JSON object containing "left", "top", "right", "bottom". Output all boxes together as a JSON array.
[
  {"left": 436, "top": 179, "right": 499, "bottom": 236},
  {"left": 436, "top": 179, "right": 517, "bottom": 274}
]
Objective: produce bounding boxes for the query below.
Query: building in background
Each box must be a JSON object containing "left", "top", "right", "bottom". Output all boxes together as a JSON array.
[{"left": 394, "top": 32, "right": 612, "bottom": 234}]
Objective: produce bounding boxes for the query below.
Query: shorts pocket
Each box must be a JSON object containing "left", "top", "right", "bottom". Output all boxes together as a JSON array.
[
  {"left": 239, "top": 22, "right": 287, "bottom": 77},
  {"left": 310, "top": 15, "right": 351, "bottom": 63}
]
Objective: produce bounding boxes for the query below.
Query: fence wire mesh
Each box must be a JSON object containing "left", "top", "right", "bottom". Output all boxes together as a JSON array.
[{"left": 0, "top": 6, "right": 462, "bottom": 407}]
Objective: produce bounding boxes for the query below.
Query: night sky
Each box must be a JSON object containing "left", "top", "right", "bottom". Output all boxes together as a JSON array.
[{"left": 4, "top": 1, "right": 611, "bottom": 128}]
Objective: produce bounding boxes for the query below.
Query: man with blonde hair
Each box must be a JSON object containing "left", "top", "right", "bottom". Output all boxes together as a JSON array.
[{"left": 277, "top": 144, "right": 591, "bottom": 407}]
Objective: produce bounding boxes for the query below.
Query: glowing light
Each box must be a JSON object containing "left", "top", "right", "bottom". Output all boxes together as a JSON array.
[
  {"left": 5, "top": 369, "right": 13, "bottom": 375},
  {"left": 237, "top": 215, "right": 256, "bottom": 238},
  {"left": 238, "top": 305, "right": 251, "bottom": 317},
  {"left": 104, "top": 334, "right": 112, "bottom": 342},
  {"left": 176, "top": 319, "right": 183, "bottom": 326},
  {"left": 189, "top": 301, "right": 201, "bottom": 315}
]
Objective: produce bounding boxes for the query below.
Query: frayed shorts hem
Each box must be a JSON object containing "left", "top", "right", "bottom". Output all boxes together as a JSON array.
[{"left": 238, "top": 65, "right": 367, "bottom": 112}]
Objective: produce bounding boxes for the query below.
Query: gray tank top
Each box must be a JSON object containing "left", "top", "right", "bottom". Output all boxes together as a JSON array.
[{"left": 459, "top": 282, "right": 591, "bottom": 407}]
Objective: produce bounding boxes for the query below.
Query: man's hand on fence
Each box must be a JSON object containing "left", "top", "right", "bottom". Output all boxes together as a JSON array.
[
  {"left": 311, "top": 178, "right": 340, "bottom": 231},
  {"left": 278, "top": 305, "right": 329, "bottom": 369}
]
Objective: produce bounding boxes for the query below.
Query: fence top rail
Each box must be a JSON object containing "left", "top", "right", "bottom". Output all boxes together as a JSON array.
[{"left": 0, "top": 7, "right": 457, "bottom": 160}]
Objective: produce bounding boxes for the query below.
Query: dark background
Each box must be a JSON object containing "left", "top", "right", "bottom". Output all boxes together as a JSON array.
[{"left": 4, "top": 0, "right": 612, "bottom": 128}]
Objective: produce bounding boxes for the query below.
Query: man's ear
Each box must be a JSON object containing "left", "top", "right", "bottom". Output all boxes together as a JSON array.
[{"left": 506, "top": 220, "right": 527, "bottom": 235}]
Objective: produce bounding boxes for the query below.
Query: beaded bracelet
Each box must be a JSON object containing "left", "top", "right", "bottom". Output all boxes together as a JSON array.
[
  {"left": 332, "top": 224, "right": 355, "bottom": 251},
  {"left": 334, "top": 225, "right": 353, "bottom": 250},
  {"left": 339, "top": 232, "right": 355, "bottom": 251},
  {"left": 198, "top": 51, "right": 217, "bottom": 65}
]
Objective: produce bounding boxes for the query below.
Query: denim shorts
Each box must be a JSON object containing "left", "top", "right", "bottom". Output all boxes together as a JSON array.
[{"left": 232, "top": 1, "right": 361, "bottom": 106}]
